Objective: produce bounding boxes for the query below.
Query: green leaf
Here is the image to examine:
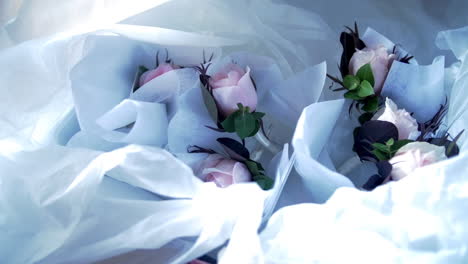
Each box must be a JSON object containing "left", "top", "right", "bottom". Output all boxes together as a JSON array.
[
  {"left": 248, "top": 120, "right": 261, "bottom": 137},
  {"left": 256, "top": 161, "right": 265, "bottom": 171},
  {"left": 358, "top": 112, "right": 373, "bottom": 125},
  {"left": 245, "top": 160, "right": 260, "bottom": 175},
  {"left": 356, "top": 63, "right": 375, "bottom": 87},
  {"left": 357, "top": 80, "right": 375, "bottom": 97},
  {"left": 253, "top": 174, "right": 274, "bottom": 190},
  {"left": 343, "top": 75, "right": 360, "bottom": 90},
  {"left": 217, "top": 137, "right": 250, "bottom": 161},
  {"left": 344, "top": 90, "right": 361, "bottom": 100},
  {"left": 221, "top": 111, "right": 239, "bottom": 132},
  {"left": 362, "top": 96, "right": 379, "bottom": 113},
  {"left": 234, "top": 112, "right": 256, "bottom": 139},
  {"left": 446, "top": 130, "right": 464, "bottom": 157},
  {"left": 372, "top": 149, "right": 389, "bottom": 161},
  {"left": 372, "top": 143, "right": 389, "bottom": 153},
  {"left": 386, "top": 138, "right": 395, "bottom": 146},
  {"left": 200, "top": 84, "right": 219, "bottom": 123},
  {"left": 252, "top": 111, "right": 265, "bottom": 120}
]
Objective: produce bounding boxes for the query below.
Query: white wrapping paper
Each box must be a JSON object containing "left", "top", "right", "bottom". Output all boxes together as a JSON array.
[
  {"left": 0, "top": 144, "right": 268, "bottom": 264},
  {"left": 436, "top": 25, "right": 468, "bottom": 150},
  {"left": 256, "top": 150, "right": 468, "bottom": 263},
  {"left": 3, "top": 0, "right": 468, "bottom": 263},
  {"left": 291, "top": 99, "right": 354, "bottom": 203},
  {"left": 362, "top": 28, "right": 445, "bottom": 122}
]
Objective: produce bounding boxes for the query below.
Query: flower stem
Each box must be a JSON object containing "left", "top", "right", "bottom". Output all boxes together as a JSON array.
[{"left": 254, "top": 129, "right": 281, "bottom": 155}]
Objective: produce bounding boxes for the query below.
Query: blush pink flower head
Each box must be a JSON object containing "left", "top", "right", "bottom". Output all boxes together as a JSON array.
[
  {"left": 349, "top": 45, "right": 395, "bottom": 94},
  {"left": 389, "top": 142, "right": 446, "bottom": 181},
  {"left": 139, "top": 63, "right": 179, "bottom": 87},
  {"left": 209, "top": 63, "right": 257, "bottom": 117},
  {"left": 199, "top": 154, "right": 251, "bottom": 188},
  {"left": 372, "top": 98, "right": 419, "bottom": 140}
]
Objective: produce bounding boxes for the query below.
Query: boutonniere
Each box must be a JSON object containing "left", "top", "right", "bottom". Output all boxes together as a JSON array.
[
  {"left": 189, "top": 136, "right": 274, "bottom": 190},
  {"left": 197, "top": 60, "right": 266, "bottom": 142},
  {"left": 327, "top": 23, "right": 464, "bottom": 190}
]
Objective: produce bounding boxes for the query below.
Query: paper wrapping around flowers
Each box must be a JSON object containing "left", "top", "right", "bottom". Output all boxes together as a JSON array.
[
  {"left": 362, "top": 28, "right": 445, "bottom": 122},
  {"left": 436, "top": 25, "right": 468, "bottom": 150},
  {"left": 0, "top": 144, "right": 271, "bottom": 263},
  {"left": 250, "top": 151, "right": 468, "bottom": 263},
  {"left": 291, "top": 99, "right": 354, "bottom": 203},
  {"left": 1, "top": 0, "right": 468, "bottom": 263},
  {"left": 68, "top": 31, "right": 224, "bottom": 150}
]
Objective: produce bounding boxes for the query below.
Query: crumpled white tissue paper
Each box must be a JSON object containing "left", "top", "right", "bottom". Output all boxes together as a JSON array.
[{"left": 0, "top": 144, "right": 268, "bottom": 264}]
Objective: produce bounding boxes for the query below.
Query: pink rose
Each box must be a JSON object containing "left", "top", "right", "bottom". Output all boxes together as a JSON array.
[
  {"left": 199, "top": 154, "right": 252, "bottom": 188},
  {"left": 372, "top": 98, "right": 419, "bottom": 140},
  {"left": 139, "top": 63, "right": 179, "bottom": 86},
  {"left": 390, "top": 142, "right": 446, "bottom": 180},
  {"left": 209, "top": 63, "right": 257, "bottom": 117},
  {"left": 349, "top": 45, "right": 395, "bottom": 94}
]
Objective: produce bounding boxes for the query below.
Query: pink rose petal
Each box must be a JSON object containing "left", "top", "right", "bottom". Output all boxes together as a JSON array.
[
  {"left": 139, "top": 63, "right": 178, "bottom": 86},
  {"left": 211, "top": 67, "right": 257, "bottom": 116}
]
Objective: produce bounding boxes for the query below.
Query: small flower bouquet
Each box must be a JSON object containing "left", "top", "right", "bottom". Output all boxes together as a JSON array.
[
  {"left": 291, "top": 24, "right": 465, "bottom": 202},
  {"left": 223, "top": 25, "right": 468, "bottom": 264}
]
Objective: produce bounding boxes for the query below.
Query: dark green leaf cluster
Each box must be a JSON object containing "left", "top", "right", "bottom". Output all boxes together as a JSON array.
[
  {"left": 371, "top": 138, "right": 413, "bottom": 161},
  {"left": 221, "top": 104, "right": 264, "bottom": 140},
  {"left": 343, "top": 64, "right": 379, "bottom": 113}
]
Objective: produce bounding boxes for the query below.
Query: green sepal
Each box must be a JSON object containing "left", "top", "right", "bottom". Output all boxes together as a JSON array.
[
  {"left": 356, "top": 63, "right": 375, "bottom": 87},
  {"left": 221, "top": 111, "right": 239, "bottom": 132},
  {"left": 343, "top": 75, "right": 360, "bottom": 90},
  {"left": 344, "top": 90, "right": 362, "bottom": 100},
  {"left": 248, "top": 120, "right": 261, "bottom": 137},
  {"left": 234, "top": 110, "right": 257, "bottom": 139},
  {"left": 357, "top": 80, "right": 375, "bottom": 97},
  {"left": 252, "top": 111, "right": 266, "bottom": 120}
]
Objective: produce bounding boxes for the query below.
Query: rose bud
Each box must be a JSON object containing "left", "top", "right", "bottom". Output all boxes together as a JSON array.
[
  {"left": 372, "top": 98, "right": 419, "bottom": 140},
  {"left": 389, "top": 142, "right": 446, "bottom": 181},
  {"left": 139, "top": 63, "right": 179, "bottom": 87},
  {"left": 198, "top": 154, "right": 252, "bottom": 188},
  {"left": 209, "top": 63, "right": 257, "bottom": 117},
  {"left": 349, "top": 45, "right": 395, "bottom": 94}
]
